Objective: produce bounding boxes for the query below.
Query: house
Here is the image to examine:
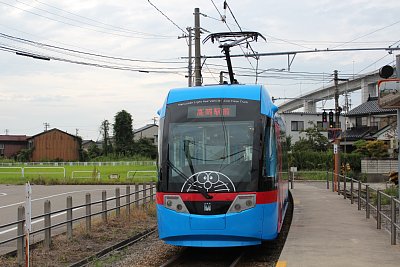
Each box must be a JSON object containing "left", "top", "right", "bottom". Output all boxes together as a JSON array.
[
  {"left": 28, "top": 128, "right": 81, "bottom": 161},
  {"left": 341, "top": 96, "right": 397, "bottom": 152},
  {"left": 134, "top": 124, "right": 158, "bottom": 146},
  {"left": 0, "top": 135, "right": 29, "bottom": 158},
  {"left": 282, "top": 112, "right": 346, "bottom": 143}
]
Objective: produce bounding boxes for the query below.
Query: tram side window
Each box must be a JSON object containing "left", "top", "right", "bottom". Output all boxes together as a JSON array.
[{"left": 263, "top": 119, "right": 277, "bottom": 189}]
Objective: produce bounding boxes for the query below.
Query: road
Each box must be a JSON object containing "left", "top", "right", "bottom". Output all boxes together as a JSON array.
[{"left": 0, "top": 184, "right": 150, "bottom": 255}]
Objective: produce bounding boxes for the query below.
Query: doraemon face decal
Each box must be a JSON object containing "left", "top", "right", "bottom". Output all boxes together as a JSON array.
[{"left": 181, "top": 171, "right": 236, "bottom": 193}]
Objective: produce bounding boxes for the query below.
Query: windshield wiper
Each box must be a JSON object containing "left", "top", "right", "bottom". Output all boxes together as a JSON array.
[{"left": 166, "top": 158, "right": 212, "bottom": 199}]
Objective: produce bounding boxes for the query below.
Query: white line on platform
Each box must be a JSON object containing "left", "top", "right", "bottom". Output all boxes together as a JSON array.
[{"left": 0, "top": 193, "right": 7, "bottom": 197}]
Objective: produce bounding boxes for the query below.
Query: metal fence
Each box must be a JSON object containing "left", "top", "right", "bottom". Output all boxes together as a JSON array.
[
  {"left": 324, "top": 171, "right": 400, "bottom": 245},
  {"left": 0, "top": 183, "right": 156, "bottom": 265}
]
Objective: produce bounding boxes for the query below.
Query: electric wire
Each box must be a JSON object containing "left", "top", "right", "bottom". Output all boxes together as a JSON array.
[
  {"left": 330, "top": 19, "right": 400, "bottom": 49},
  {"left": 0, "top": 32, "right": 186, "bottom": 65},
  {"left": 0, "top": 0, "right": 173, "bottom": 39},
  {"left": 146, "top": 0, "right": 187, "bottom": 35},
  {"left": 31, "top": 0, "right": 174, "bottom": 38},
  {"left": 0, "top": 44, "right": 187, "bottom": 75}
]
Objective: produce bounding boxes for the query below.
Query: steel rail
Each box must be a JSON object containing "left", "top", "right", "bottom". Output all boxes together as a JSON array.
[{"left": 69, "top": 227, "right": 157, "bottom": 267}]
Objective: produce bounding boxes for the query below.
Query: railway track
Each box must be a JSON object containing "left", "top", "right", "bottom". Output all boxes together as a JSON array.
[
  {"left": 69, "top": 227, "right": 157, "bottom": 267},
  {"left": 160, "top": 247, "right": 248, "bottom": 267}
]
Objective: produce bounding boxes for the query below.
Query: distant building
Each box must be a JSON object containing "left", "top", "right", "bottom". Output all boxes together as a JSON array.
[
  {"left": 0, "top": 135, "right": 29, "bottom": 158},
  {"left": 341, "top": 96, "right": 397, "bottom": 153},
  {"left": 282, "top": 112, "right": 346, "bottom": 143},
  {"left": 82, "top": 140, "right": 96, "bottom": 151},
  {"left": 134, "top": 124, "right": 158, "bottom": 146},
  {"left": 28, "top": 128, "right": 81, "bottom": 161}
]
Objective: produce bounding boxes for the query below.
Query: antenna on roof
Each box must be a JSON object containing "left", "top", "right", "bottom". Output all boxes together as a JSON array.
[{"left": 203, "top": 31, "right": 266, "bottom": 84}]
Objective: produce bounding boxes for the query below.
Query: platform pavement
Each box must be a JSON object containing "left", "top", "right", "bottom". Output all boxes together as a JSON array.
[{"left": 277, "top": 182, "right": 400, "bottom": 267}]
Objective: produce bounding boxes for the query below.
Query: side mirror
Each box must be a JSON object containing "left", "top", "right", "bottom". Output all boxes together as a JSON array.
[{"left": 378, "top": 79, "right": 400, "bottom": 109}]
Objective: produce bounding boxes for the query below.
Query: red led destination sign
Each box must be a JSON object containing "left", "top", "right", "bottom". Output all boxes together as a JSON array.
[{"left": 187, "top": 105, "right": 236, "bottom": 118}]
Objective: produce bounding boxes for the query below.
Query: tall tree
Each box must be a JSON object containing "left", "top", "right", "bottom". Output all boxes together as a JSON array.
[
  {"left": 113, "top": 110, "right": 134, "bottom": 155},
  {"left": 100, "top": 119, "right": 113, "bottom": 156}
]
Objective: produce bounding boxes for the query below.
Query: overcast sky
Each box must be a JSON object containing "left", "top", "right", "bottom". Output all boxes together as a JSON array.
[{"left": 0, "top": 0, "right": 399, "bottom": 140}]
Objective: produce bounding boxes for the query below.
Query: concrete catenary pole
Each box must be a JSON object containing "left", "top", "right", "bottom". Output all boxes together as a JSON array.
[
  {"left": 194, "top": 8, "right": 202, "bottom": 86},
  {"left": 187, "top": 27, "right": 193, "bottom": 87},
  {"left": 397, "top": 54, "right": 400, "bottom": 202}
]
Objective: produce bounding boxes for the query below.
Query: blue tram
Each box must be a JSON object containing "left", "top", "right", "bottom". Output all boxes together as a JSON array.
[{"left": 156, "top": 84, "right": 290, "bottom": 247}]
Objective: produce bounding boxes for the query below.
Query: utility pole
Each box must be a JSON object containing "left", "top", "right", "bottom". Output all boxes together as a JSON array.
[
  {"left": 43, "top": 123, "right": 50, "bottom": 131},
  {"left": 396, "top": 54, "right": 400, "bottom": 203},
  {"left": 194, "top": 8, "right": 202, "bottom": 86},
  {"left": 5, "top": 129, "right": 9, "bottom": 135},
  {"left": 187, "top": 27, "right": 193, "bottom": 87},
  {"left": 75, "top": 129, "right": 79, "bottom": 136}
]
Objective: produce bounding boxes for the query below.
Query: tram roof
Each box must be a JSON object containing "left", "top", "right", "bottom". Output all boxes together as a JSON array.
[{"left": 158, "top": 84, "right": 278, "bottom": 118}]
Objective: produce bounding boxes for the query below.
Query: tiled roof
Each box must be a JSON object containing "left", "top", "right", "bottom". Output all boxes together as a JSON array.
[
  {"left": 347, "top": 97, "right": 397, "bottom": 116},
  {"left": 0, "top": 135, "right": 29, "bottom": 142},
  {"left": 341, "top": 126, "right": 377, "bottom": 141}
]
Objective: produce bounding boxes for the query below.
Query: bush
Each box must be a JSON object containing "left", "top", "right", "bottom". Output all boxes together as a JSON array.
[{"left": 290, "top": 151, "right": 362, "bottom": 172}]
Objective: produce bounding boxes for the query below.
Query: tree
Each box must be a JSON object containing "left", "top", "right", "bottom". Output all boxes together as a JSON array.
[
  {"left": 133, "top": 138, "right": 157, "bottom": 159},
  {"left": 292, "top": 122, "right": 329, "bottom": 152},
  {"left": 113, "top": 110, "right": 134, "bottom": 156},
  {"left": 354, "top": 140, "right": 389, "bottom": 158},
  {"left": 87, "top": 143, "right": 102, "bottom": 159},
  {"left": 100, "top": 120, "right": 113, "bottom": 156}
]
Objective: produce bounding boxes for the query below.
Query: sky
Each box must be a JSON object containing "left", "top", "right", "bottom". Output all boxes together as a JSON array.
[{"left": 0, "top": 0, "right": 399, "bottom": 140}]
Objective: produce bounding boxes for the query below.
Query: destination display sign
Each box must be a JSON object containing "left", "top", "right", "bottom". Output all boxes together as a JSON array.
[{"left": 187, "top": 105, "right": 236, "bottom": 118}]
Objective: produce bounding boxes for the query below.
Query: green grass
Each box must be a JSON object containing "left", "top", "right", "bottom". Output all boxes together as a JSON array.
[
  {"left": 295, "top": 171, "right": 328, "bottom": 180},
  {"left": 0, "top": 164, "right": 157, "bottom": 185}
]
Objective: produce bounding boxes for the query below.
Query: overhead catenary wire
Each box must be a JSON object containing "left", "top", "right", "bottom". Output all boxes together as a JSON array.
[
  {"left": 0, "top": 44, "right": 187, "bottom": 75},
  {"left": 330, "top": 19, "right": 400, "bottom": 49},
  {"left": 146, "top": 0, "right": 187, "bottom": 35},
  {"left": 0, "top": 32, "right": 186, "bottom": 65}
]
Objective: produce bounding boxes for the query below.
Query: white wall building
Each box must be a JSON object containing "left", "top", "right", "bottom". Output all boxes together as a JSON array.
[{"left": 281, "top": 112, "right": 346, "bottom": 143}]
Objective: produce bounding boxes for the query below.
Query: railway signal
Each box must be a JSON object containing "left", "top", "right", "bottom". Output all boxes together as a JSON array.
[{"left": 328, "top": 111, "right": 334, "bottom": 128}]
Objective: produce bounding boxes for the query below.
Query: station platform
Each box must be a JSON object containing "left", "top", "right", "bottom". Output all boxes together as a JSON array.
[{"left": 277, "top": 182, "right": 400, "bottom": 267}]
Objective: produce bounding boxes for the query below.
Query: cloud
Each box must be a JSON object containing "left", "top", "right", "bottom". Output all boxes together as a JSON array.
[{"left": 0, "top": 0, "right": 399, "bottom": 139}]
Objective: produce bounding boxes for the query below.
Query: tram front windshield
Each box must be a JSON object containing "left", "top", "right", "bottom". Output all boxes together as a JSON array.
[{"left": 162, "top": 99, "right": 260, "bottom": 193}]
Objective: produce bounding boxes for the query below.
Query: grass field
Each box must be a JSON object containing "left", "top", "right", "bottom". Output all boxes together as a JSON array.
[{"left": 0, "top": 164, "right": 157, "bottom": 185}]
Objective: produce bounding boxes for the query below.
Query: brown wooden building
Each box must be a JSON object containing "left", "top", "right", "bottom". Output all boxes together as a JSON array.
[
  {"left": 0, "top": 135, "right": 29, "bottom": 158},
  {"left": 28, "top": 129, "right": 80, "bottom": 161}
]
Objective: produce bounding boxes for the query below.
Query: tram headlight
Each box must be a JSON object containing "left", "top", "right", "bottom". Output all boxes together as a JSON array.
[
  {"left": 163, "top": 195, "right": 189, "bottom": 213},
  {"left": 227, "top": 194, "right": 256, "bottom": 213}
]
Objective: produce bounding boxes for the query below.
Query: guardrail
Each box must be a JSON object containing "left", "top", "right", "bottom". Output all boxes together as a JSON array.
[
  {"left": 0, "top": 183, "right": 156, "bottom": 265},
  {"left": 325, "top": 172, "right": 400, "bottom": 245}
]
